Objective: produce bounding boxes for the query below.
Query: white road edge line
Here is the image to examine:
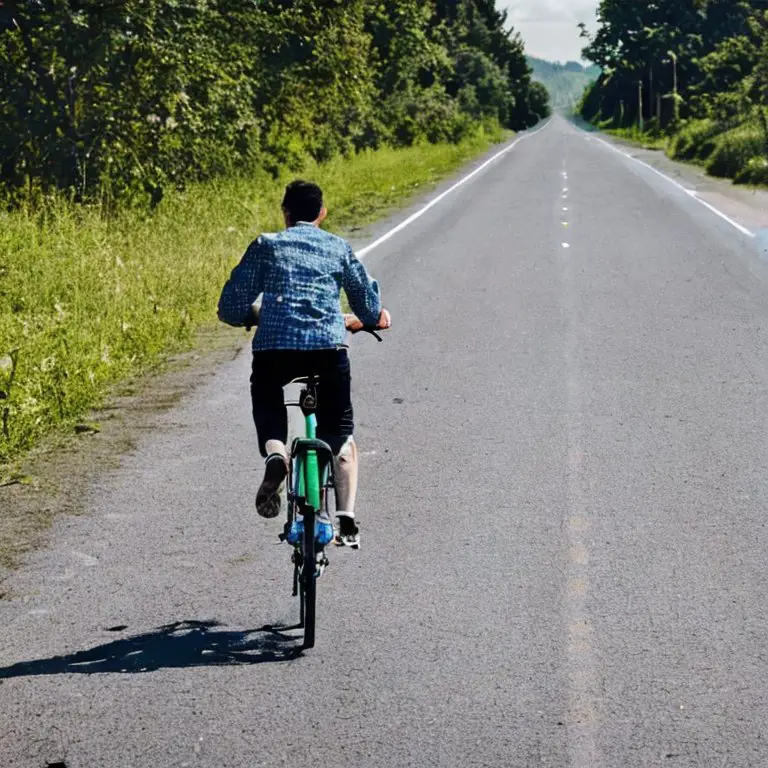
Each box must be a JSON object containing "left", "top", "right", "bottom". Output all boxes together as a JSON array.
[
  {"left": 357, "top": 118, "right": 553, "bottom": 258},
  {"left": 590, "top": 135, "right": 756, "bottom": 239}
]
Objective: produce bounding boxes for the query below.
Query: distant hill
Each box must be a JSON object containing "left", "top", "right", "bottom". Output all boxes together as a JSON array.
[{"left": 527, "top": 56, "right": 600, "bottom": 110}]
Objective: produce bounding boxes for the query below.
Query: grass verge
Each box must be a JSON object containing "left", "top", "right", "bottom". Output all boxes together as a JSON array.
[
  {"left": 599, "top": 119, "right": 768, "bottom": 187},
  {"left": 0, "top": 125, "right": 507, "bottom": 473},
  {"left": 604, "top": 126, "right": 668, "bottom": 151}
]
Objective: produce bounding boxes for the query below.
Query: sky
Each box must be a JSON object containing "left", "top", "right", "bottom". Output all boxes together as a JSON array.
[{"left": 502, "top": 0, "right": 599, "bottom": 64}]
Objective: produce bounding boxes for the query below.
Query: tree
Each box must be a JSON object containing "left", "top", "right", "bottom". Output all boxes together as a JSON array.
[
  {"left": 747, "top": 10, "right": 768, "bottom": 150},
  {"left": 0, "top": 0, "right": 549, "bottom": 206},
  {"left": 580, "top": 0, "right": 760, "bottom": 130},
  {"left": 528, "top": 81, "right": 552, "bottom": 119}
]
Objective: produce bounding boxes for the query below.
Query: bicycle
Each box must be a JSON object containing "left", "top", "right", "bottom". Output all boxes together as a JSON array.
[{"left": 281, "top": 326, "right": 383, "bottom": 650}]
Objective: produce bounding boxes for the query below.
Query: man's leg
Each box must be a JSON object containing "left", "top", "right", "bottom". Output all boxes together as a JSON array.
[
  {"left": 251, "top": 352, "right": 289, "bottom": 519},
  {"left": 333, "top": 436, "right": 361, "bottom": 547},
  {"left": 315, "top": 350, "right": 361, "bottom": 548},
  {"left": 333, "top": 436, "right": 358, "bottom": 516}
]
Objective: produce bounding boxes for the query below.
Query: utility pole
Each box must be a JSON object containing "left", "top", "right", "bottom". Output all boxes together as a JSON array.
[
  {"left": 668, "top": 50, "right": 679, "bottom": 125},
  {"left": 649, "top": 66, "right": 654, "bottom": 124},
  {"left": 638, "top": 80, "right": 644, "bottom": 133}
]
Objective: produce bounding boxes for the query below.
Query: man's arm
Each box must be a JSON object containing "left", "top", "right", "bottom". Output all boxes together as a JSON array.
[
  {"left": 342, "top": 245, "right": 381, "bottom": 327},
  {"left": 217, "top": 238, "right": 267, "bottom": 327}
]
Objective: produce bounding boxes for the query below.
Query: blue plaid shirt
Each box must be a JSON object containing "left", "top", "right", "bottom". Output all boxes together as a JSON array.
[{"left": 217, "top": 223, "right": 381, "bottom": 350}]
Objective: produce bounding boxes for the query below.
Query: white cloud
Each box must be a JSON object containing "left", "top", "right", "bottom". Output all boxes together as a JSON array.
[{"left": 501, "top": 0, "right": 599, "bottom": 63}]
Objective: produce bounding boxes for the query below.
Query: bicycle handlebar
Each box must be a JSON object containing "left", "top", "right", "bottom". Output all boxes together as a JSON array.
[{"left": 349, "top": 326, "right": 385, "bottom": 342}]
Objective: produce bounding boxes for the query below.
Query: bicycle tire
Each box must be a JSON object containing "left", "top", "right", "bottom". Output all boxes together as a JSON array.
[
  {"left": 302, "top": 496, "right": 316, "bottom": 649},
  {"left": 302, "top": 411, "right": 321, "bottom": 649},
  {"left": 289, "top": 411, "right": 323, "bottom": 649},
  {"left": 299, "top": 565, "right": 306, "bottom": 628},
  {"left": 288, "top": 453, "right": 307, "bottom": 631}
]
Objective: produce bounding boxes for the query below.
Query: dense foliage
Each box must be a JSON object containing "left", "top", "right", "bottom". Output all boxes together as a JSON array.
[
  {"left": 528, "top": 56, "right": 600, "bottom": 110},
  {"left": 579, "top": 0, "right": 768, "bottom": 184},
  {"left": 0, "top": 0, "right": 548, "bottom": 206}
]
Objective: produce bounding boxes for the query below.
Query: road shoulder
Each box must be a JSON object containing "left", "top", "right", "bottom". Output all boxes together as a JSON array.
[
  {"left": 0, "top": 327, "right": 246, "bottom": 586},
  {"left": 587, "top": 129, "right": 768, "bottom": 235}
]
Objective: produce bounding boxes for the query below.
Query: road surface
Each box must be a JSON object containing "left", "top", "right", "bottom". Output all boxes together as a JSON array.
[{"left": 2, "top": 115, "right": 768, "bottom": 767}]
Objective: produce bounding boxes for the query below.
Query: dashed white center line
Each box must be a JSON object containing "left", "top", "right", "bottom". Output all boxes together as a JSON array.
[{"left": 561, "top": 164, "right": 571, "bottom": 241}]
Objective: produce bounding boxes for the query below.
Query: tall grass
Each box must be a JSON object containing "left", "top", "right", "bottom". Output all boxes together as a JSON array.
[
  {"left": 0, "top": 126, "right": 506, "bottom": 465},
  {"left": 598, "top": 115, "right": 768, "bottom": 188},
  {"left": 666, "top": 118, "right": 720, "bottom": 164},
  {"left": 735, "top": 155, "right": 768, "bottom": 185},
  {"left": 704, "top": 122, "right": 767, "bottom": 179},
  {"left": 604, "top": 125, "right": 668, "bottom": 150}
]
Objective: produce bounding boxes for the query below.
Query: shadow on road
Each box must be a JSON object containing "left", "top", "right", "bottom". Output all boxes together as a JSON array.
[{"left": 0, "top": 620, "right": 303, "bottom": 678}]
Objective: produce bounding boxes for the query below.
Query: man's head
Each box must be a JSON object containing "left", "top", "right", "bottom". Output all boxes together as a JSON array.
[{"left": 282, "top": 180, "right": 327, "bottom": 227}]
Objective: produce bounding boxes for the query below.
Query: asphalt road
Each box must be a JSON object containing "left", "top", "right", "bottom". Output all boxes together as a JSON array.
[{"left": 2, "top": 115, "right": 768, "bottom": 767}]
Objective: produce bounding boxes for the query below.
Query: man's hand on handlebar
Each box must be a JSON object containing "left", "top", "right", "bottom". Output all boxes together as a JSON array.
[{"left": 344, "top": 308, "right": 391, "bottom": 333}]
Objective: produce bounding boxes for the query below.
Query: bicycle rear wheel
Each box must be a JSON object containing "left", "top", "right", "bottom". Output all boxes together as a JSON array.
[{"left": 301, "top": 504, "right": 316, "bottom": 649}]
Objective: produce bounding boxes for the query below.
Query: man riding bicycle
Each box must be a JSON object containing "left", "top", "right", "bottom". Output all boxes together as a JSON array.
[{"left": 217, "top": 180, "right": 390, "bottom": 548}]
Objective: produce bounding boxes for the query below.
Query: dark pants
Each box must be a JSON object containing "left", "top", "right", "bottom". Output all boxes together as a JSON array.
[{"left": 250, "top": 349, "right": 353, "bottom": 457}]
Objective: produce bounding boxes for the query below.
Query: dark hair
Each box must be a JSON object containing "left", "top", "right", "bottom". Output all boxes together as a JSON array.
[{"left": 282, "top": 180, "right": 323, "bottom": 224}]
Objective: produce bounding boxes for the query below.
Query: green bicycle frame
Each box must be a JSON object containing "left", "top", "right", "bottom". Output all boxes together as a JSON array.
[{"left": 296, "top": 413, "right": 322, "bottom": 511}]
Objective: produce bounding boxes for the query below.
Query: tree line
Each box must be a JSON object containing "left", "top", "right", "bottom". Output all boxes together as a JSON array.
[
  {"left": 0, "top": 0, "right": 551, "bottom": 207},
  {"left": 528, "top": 56, "right": 600, "bottom": 110},
  {"left": 579, "top": 0, "right": 768, "bottom": 184}
]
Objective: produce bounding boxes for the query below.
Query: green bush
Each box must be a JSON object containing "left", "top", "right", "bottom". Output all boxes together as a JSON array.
[
  {"left": 667, "top": 119, "right": 719, "bottom": 163},
  {"left": 603, "top": 124, "right": 667, "bottom": 150},
  {"left": 706, "top": 123, "right": 766, "bottom": 178},
  {"left": 734, "top": 155, "right": 768, "bottom": 185}
]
